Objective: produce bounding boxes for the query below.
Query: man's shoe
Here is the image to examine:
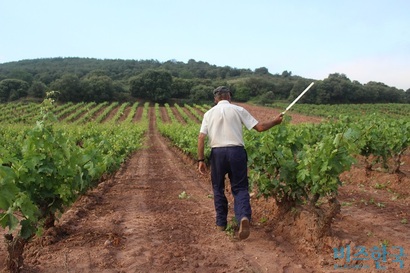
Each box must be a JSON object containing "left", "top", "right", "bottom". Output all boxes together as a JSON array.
[
  {"left": 238, "top": 217, "right": 250, "bottom": 240},
  {"left": 217, "top": 225, "right": 227, "bottom": 231}
]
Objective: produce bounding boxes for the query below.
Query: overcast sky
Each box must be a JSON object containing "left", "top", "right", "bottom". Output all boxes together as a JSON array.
[{"left": 1, "top": 0, "right": 409, "bottom": 90}]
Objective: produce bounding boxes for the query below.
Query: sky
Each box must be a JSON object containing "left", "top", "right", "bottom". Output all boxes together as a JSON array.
[{"left": 0, "top": 0, "right": 409, "bottom": 90}]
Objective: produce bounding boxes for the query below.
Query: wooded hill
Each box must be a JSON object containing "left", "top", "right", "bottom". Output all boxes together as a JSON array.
[{"left": 0, "top": 57, "right": 409, "bottom": 104}]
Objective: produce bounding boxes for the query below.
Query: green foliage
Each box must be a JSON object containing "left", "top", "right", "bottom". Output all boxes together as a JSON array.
[
  {"left": 0, "top": 79, "right": 29, "bottom": 102},
  {"left": 170, "top": 77, "right": 194, "bottom": 98},
  {"left": 129, "top": 69, "right": 173, "bottom": 102},
  {"left": 159, "top": 121, "right": 202, "bottom": 158},
  {"left": 232, "top": 85, "right": 251, "bottom": 102},
  {"left": 28, "top": 81, "right": 47, "bottom": 98},
  {"left": 154, "top": 102, "right": 409, "bottom": 208},
  {"left": 50, "top": 73, "right": 83, "bottom": 102},
  {"left": 0, "top": 98, "right": 147, "bottom": 241},
  {"left": 245, "top": 119, "right": 359, "bottom": 204},
  {"left": 0, "top": 57, "right": 408, "bottom": 104},
  {"left": 189, "top": 84, "right": 213, "bottom": 102},
  {"left": 82, "top": 75, "right": 114, "bottom": 102},
  {"left": 0, "top": 164, "right": 38, "bottom": 238},
  {"left": 254, "top": 67, "right": 269, "bottom": 75},
  {"left": 356, "top": 115, "right": 410, "bottom": 172}
]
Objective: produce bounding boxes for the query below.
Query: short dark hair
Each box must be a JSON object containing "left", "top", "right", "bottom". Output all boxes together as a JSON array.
[{"left": 213, "top": 86, "right": 231, "bottom": 96}]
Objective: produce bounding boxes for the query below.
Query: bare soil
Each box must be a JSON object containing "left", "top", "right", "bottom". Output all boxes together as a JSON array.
[{"left": 1, "top": 103, "right": 409, "bottom": 273}]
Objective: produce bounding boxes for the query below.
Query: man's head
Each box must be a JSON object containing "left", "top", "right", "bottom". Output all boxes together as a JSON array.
[{"left": 213, "top": 86, "right": 232, "bottom": 102}]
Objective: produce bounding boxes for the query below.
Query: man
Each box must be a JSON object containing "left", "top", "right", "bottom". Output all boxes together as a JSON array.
[{"left": 197, "top": 86, "right": 283, "bottom": 240}]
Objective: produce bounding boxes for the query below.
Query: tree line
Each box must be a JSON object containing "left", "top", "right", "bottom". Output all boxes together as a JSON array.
[{"left": 0, "top": 57, "right": 409, "bottom": 104}]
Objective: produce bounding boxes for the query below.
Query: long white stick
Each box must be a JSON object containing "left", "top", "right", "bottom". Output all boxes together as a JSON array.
[{"left": 282, "top": 82, "right": 314, "bottom": 115}]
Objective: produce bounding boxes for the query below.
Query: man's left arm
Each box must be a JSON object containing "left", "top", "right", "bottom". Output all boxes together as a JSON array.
[{"left": 253, "top": 114, "right": 283, "bottom": 132}]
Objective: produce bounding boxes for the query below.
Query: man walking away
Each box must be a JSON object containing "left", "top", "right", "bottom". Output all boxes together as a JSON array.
[{"left": 197, "top": 86, "right": 283, "bottom": 240}]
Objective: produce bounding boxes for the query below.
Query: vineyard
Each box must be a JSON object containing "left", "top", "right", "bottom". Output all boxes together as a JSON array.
[{"left": 0, "top": 99, "right": 409, "bottom": 272}]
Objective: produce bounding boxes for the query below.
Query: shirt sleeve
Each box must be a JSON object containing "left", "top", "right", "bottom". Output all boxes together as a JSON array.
[
  {"left": 240, "top": 109, "right": 258, "bottom": 130},
  {"left": 199, "top": 113, "right": 208, "bottom": 134}
]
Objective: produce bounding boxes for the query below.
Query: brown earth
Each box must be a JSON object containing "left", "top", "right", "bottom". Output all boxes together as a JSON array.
[{"left": 1, "top": 103, "right": 409, "bottom": 273}]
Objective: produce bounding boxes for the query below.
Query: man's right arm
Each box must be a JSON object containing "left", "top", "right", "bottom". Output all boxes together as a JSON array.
[{"left": 197, "top": 132, "right": 207, "bottom": 174}]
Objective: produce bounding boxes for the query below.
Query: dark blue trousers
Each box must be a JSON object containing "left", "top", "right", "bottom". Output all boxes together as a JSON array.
[{"left": 210, "top": 146, "right": 251, "bottom": 227}]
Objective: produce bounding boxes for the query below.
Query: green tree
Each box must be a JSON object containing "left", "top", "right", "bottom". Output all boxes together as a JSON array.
[
  {"left": 0, "top": 79, "right": 29, "bottom": 102},
  {"left": 112, "top": 81, "right": 129, "bottom": 101},
  {"left": 311, "top": 74, "right": 354, "bottom": 104},
  {"left": 254, "top": 67, "right": 269, "bottom": 75},
  {"left": 81, "top": 75, "right": 114, "bottom": 102},
  {"left": 350, "top": 80, "right": 367, "bottom": 103},
  {"left": 50, "top": 74, "right": 83, "bottom": 102},
  {"left": 256, "top": 91, "right": 275, "bottom": 104},
  {"left": 243, "top": 77, "right": 275, "bottom": 97},
  {"left": 281, "top": 70, "right": 292, "bottom": 77},
  {"left": 288, "top": 80, "right": 316, "bottom": 103},
  {"left": 28, "top": 81, "right": 47, "bottom": 98},
  {"left": 9, "top": 69, "right": 33, "bottom": 84},
  {"left": 189, "top": 84, "right": 213, "bottom": 102},
  {"left": 171, "top": 78, "right": 194, "bottom": 98},
  {"left": 273, "top": 79, "right": 294, "bottom": 100},
  {"left": 325, "top": 73, "right": 354, "bottom": 103},
  {"left": 232, "top": 85, "right": 251, "bottom": 102},
  {"left": 129, "top": 70, "right": 173, "bottom": 102}
]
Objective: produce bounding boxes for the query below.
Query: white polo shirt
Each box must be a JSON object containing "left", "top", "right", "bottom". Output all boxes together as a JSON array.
[{"left": 200, "top": 100, "right": 258, "bottom": 148}]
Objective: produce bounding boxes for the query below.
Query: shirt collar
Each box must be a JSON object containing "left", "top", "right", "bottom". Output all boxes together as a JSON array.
[{"left": 217, "top": 100, "right": 230, "bottom": 105}]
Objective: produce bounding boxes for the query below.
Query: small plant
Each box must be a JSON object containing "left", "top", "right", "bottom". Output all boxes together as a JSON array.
[
  {"left": 376, "top": 202, "right": 385, "bottom": 208},
  {"left": 259, "top": 216, "right": 268, "bottom": 224},
  {"left": 178, "top": 191, "right": 189, "bottom": 199},
  {"left": 224, "top": 223, "right": 235, "bottom": 237},
  {"left": 380, "top": 239, "right": 389, "bottom": 247},
  {"left": 222, "top": 217, "right": 238, "bottom": 238},
  {"left": 373, "top": 183, "right": 386, "bottom": 190},
  {"left": 400, "top": 218, "right": 408, "bottom": 224},
  {"left": 290, "top": 207, "right": 299, "bottom": 215},
  {"left": 389, "top": 191, "right": 401, "bottom": 201},
  {"left": 374, "top": 181, "right": 389, "bottom": 190}
]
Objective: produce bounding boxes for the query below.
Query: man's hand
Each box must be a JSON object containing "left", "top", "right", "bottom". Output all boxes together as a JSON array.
[
  {"left": 198, "top": 161, "right": 206, "bottom": 175},
  {"left": 274, "top": 113, "right": 283, "bottom": 125}
]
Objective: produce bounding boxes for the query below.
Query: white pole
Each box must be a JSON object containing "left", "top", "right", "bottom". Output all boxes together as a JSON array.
[{"left": 282, "top": 82, "right": 314, "bottom": 115}]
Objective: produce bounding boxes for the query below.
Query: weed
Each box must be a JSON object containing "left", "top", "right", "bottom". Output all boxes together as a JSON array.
[
  {"left": 225, "top": 223, "right": 235, "bottom": 237},
  {"left": 290, "top": 207, "right": 299, "bottom": 215},
  {"left": 380, "top": 239, "right": 389, "bottom": 247},
  {"left": 374, "top": 183, "right": 387, "bottom": 190},
  {"left": 259, "top": 216, "right": 268, "bottom": 224},
  {"left": 178, "top": 191, "right": 189, "bottom": 199},
  {"left": 390, "top": 192, "right": 401, "bottom": 201},
  {"left": 224, "top": 217, "right": 238, "bottom": 238},
  {"left": 376, "top": 202, "right": 385, "bottom": 208}
]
